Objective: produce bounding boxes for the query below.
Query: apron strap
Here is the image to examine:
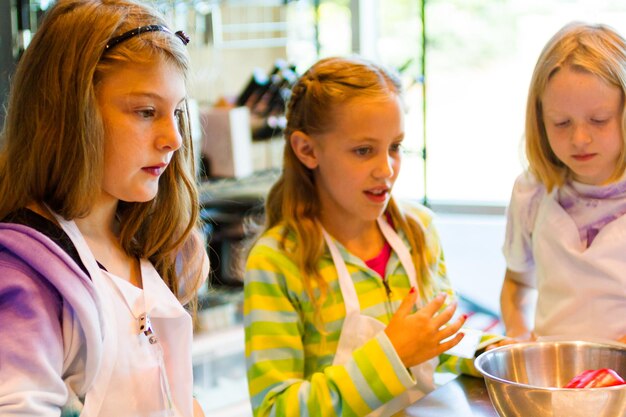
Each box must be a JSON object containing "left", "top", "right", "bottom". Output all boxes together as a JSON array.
[
  {"left": 322, "top": 228, "right": 361, "bottom": 315},
  {"left": 48, "top": 210, "right": 118, "bottom": 417},
  {"left": 377, "top": 217, "right": 419, "bottom": 291}
]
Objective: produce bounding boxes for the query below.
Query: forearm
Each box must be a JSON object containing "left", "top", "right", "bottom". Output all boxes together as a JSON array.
[{"left": 500, "top": 270, "right": 537, "bottom": 338}]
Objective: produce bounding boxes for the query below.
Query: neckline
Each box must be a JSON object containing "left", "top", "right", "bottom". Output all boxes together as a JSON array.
[
  {"left": 364, "top": 240, "right": 392, "bottom": 278},
  {"left": 102, "top": 267, "right": 146, "bottom": 320}
]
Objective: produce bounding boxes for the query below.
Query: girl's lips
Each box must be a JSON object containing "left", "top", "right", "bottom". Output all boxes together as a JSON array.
[
  {"left": 142, "top": 164, "right": 167, "bottom": 176},
  {"left": 572, "top": 153, "right": 596, "bottom": 162},
  {"left": 364, "top": 189, "right": 389, "bottom": 203}
]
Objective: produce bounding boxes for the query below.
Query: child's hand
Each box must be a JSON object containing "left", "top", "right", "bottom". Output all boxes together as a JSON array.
[
  {"left": 485, "top": 337, "right": 518, "bottom": 351},
  {"left": 384, "top": 290, "right": 466, "bottom": 368},
  {"left": 485, "top": 332, "right": 536, "bottom": 351}
]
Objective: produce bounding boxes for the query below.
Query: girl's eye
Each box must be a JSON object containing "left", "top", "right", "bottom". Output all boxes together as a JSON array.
[
  {"left": 390, "top": 142, "right": 403, "bottom": 153},
  {"left": 554, "top": 120, "right": 570, "bottom": 128},
  {"left": 354, "top": 147, "right": 372, "bottom": 156},
  {"left": 137, "top": 108, "right": 156, "bottom": 119},
  {"left": 591, "top": 118, "right": 608, "bottom": 125}
]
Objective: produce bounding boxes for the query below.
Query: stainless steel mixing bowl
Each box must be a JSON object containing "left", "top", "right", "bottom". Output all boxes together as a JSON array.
[{"left": 474, "top": 340, "right": 626, "bottom": 417}]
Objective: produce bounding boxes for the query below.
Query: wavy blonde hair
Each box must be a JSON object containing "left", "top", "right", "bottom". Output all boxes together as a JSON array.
[
  {"left": 0, "top": 0, "right": 205, "bottom": 304},
  {"left": 525, "top": 22, "right": 626, "bottom": 191},
  {"left": 263, "top": 56, "right": 436, "bottom": 323}
]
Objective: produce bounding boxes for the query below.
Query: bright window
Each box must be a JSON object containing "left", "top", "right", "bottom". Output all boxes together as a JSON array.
[{"left": 314, "top": 0, "right": 626, "bottom": 205}]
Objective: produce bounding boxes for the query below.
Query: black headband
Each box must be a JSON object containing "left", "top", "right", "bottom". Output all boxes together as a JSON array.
[{"left": 104, "top": 24, "right": 190, "bottom": 51}]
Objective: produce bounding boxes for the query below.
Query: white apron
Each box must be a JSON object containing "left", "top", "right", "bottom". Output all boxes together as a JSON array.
[
  {"left": 532, "top": 192, "right": 626, "bottom": 340},
  {"left": 52, "top": 214, "right": 194, "bottom": 417},
  {"left": 325, "top": 217, "right": 437, "bottom": 417}
]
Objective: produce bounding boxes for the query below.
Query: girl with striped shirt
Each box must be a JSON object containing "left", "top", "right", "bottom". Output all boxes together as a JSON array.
[{"left": 244, "top": 57, "right": 476, "bottom": 417}]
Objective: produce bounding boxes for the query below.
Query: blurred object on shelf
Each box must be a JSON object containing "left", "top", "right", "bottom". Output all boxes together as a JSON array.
[
  {"left": 199, "top": 168, "right": 279, "bottom": 204},
  {"left": 235, "top": 68, "right": 269, "bottom": 108},
  {"left": 235, "top": 59, "right": 298, "bottom": 141},
  {"left": 250, "top": 134, "right": 284, "bottom": 172},
  {"left": 198, "top": 60, "right": 296, "bottom": 179},
  {"left": 200, "top": 199, "right": 265, "bottom": 288},
  {"left": 187, "top": 98, "right": 204, "bottom": 176},
  {"left": 200, "top": 106, "right": 253, "bottom": 178},
  {"left": 199, "top": 169, "right": 278, "bottom": 288},
  {"left": 197, "top": 287, "right": 244, "bottom": 332}
]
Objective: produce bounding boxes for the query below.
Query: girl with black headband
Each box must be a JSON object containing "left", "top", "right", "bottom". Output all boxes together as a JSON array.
[{"left": 0, "top": 0, "right": 208, "bottom": 415}]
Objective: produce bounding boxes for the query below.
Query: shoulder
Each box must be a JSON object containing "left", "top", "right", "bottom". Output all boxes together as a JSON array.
[
  {"left": 246, "top": 224, "right": 298, "bottom": 272},
  {"left": 0, "top": 225, "right": 66, "bottom": 361},
  {"left": 0, "top": 222, "right": 95, "bottom": 302},
  {"left": 395, "top": 199, "right": 441, "bottom": 247},
  {"left": 245, "top": 224, "right": 306, "bottom": 298},
  {"left": 0, "top": 247, "right": 63, "bottom": 308},
  {"left": 506, "top": 171, "right": 548, "bottom": 226},
  {"left": 250, "top": 223, "right": 298, "bottom": 256},
  {"left": 503, "top": 172, "right": 549, "bottom": 271},
  {"left": 510, "top": 171, "right": 547, "bottom": 204},
  {"left": 1, "top": 208, "right": 89, "bottom": 276},
  {"left": 397, "top": 199, "right": 436, "bottom": 229}
]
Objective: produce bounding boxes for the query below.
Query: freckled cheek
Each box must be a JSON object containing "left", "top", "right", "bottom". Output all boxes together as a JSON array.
[
  {"left": 546, "top": 131, "right": 568, "bottom": 151},
  {"left": 546, "top": 140, "right": 566, "bottom": 160}
]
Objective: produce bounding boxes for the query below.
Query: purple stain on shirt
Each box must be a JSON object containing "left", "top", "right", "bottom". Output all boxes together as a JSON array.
[{"left": 558, "top": 176, "right": 626, "bottom": 247}]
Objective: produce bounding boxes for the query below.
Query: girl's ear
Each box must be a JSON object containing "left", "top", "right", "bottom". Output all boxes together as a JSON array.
[{"left": 290, "top": 131, "right": 319, "bottom": 169}]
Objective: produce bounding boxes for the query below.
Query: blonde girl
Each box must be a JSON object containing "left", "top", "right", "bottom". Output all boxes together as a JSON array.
[
  {"left": 501, "top": 22, "right": 626, "bottom": 344},
  {"left": 244, "top": 56, "right": 471, "bottom": 417}
]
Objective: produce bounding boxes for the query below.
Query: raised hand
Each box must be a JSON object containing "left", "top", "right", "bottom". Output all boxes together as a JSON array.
[{"left": 384, "top": 290, "right": 466, "bottom": 368}]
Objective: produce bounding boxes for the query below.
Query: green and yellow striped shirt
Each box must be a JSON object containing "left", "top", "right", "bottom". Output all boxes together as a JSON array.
[{"left": 244, "top": 204, "right": 483, "bottom": 417}]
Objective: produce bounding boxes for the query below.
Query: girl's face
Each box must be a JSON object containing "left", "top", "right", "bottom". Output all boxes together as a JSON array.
[
  {"left": 305, "top": 95, "right": 405, "bottom": 228},
  {"left": 96, "top": 57, "right": 186, "bottom": 204},
  {"left": 542, "top": 66, "right": 624, "bottom": 185}
]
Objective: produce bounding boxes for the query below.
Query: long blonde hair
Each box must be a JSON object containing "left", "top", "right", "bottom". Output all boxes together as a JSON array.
[
  {"left": 0, "top": 0, "right": 204, "bottom": 303},
  {"left": 525, "top": 22, "right": 626, "bottom": 191},
  {"left": 264, "top": 56, "right": 435, "bottom": 319}
]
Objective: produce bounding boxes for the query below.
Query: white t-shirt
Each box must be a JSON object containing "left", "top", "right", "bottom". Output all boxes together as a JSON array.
[{"left": 503, "top": 170, "right": 626, "bottom": 285}]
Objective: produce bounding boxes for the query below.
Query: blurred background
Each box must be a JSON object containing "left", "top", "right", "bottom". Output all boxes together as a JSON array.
[
  {"left": 2, "top": 1, "right": 626, "bottom": 415},
  {"left": 4, "top": 0, "right": 626, "bottom": 203}
]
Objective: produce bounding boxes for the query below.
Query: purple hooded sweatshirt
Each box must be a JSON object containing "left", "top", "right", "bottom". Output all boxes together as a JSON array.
[{"left": 0, "top": 223, "right": 103, "bottom": 416}]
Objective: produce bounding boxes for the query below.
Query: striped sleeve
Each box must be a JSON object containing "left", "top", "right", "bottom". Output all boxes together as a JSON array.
[
  {"left": 244, "top": 235, "right": 414, "bottom": 417},
  {"left": 436, "top": 333, "right": 505, "bottom": 377}
]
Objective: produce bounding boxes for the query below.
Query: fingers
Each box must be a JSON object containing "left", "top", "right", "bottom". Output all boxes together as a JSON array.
[
  {"left": 438, "top": 331, "right": 465, "bottom": 353},
  {"left": 485, "top": 338, "right": 516, "bottom": 351},
  {"left": 393, "top": 287, "right": 419, "bottom": 320},
  {"left": 435, "top": 313, "right": 467, "bottom": 353},
  {"left": 386, "top": 291, "right": 469, "bottom": 367},
  {"left": 437, "top": 312, "right": 465, "bottom": 340},
  {"left": 431, "top": 301, "right": 458, "bottom": 329},
  {"left": 418, "top": 293, "right": 448, "bottom": 317}
]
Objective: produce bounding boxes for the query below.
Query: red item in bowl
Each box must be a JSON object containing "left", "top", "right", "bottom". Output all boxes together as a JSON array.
[{"left": 564, "top": 368, "right": 626, "bottom": 388}]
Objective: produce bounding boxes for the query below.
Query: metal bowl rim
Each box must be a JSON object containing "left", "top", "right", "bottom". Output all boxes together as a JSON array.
[
  {"left": 474, "top": 340, "right": 626, "bottom": 391},
  {"left": 479, "top": 370, "right": 626, "bottom": 391}
]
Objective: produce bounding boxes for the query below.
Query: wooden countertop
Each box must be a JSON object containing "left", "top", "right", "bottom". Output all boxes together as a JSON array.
[{"left": 401, "top": 375, "right": 499, "bottom": 416}]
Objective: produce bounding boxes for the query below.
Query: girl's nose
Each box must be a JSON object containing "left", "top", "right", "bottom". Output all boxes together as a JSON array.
[
  {"left": 373, "top": 154, "right": 395, "bottom": 179},
  {"left": 570, "top": 124, "right": 592, "bottom": 147},
  {"left": 158, "top": 114, "right": 183, "bottom": 151}
]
